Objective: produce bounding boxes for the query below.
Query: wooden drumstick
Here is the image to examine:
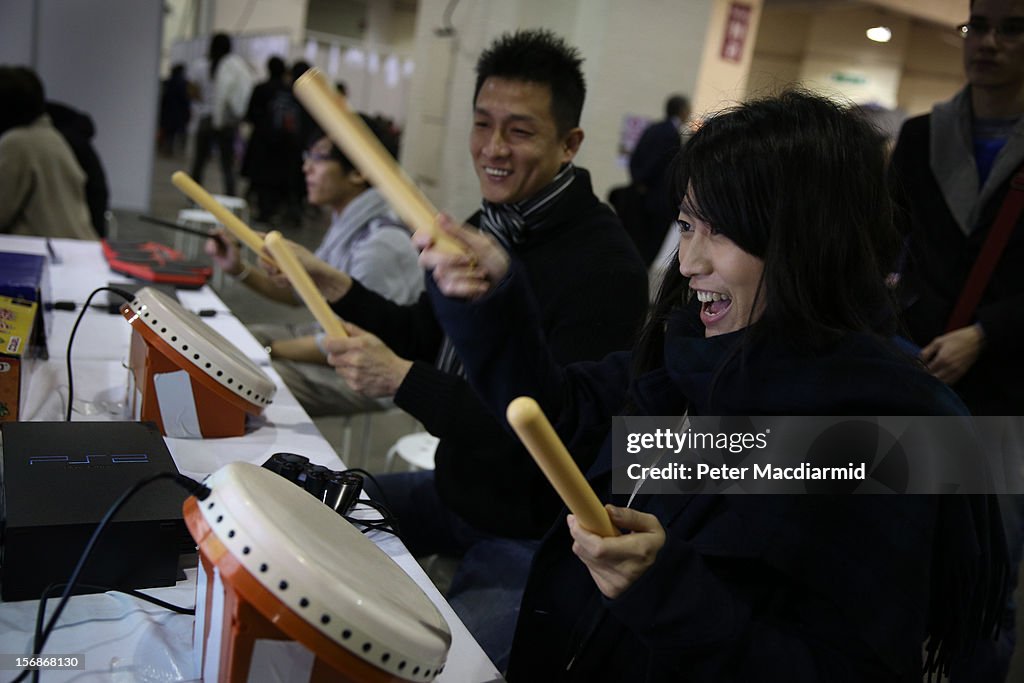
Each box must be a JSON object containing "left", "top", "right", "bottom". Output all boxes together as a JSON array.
[
  {"left": 171, "top": 171, "right": 266, "bottom": 255},
  {"left": 506, "top": 396, "right": 619, "bottom": 537},
  {"left": 292, "top": 68, "right": 466, "bottom": 257},
  {"left": 263, "top": 231, "right": 349, "bottom": 339}
]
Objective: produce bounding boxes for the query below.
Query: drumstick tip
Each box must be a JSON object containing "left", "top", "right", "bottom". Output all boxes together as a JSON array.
[{"left": 507, "top": 396, "right": 541, "bottom": 427}]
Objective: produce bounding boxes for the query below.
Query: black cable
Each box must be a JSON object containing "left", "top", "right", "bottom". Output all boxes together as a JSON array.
[
  {"left": 14, "top": 472, "right": 210, "bottom": 683},
  {"left": 64, "top": 286, "right": 134, "bottom": 421},
  {"left": 343, "top": 467, "right": 394, "bottom": 511},
  {"left": 344, "top": 498, "right": 402, "bottom": 539}
]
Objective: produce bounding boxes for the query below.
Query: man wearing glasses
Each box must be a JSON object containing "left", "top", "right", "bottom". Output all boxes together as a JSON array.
[
  {"left": 205, "top": 117, "right": 423, "bottom": 415},
  {"left": 890, "top": 1, "right": 1024, "bottom": 681}
]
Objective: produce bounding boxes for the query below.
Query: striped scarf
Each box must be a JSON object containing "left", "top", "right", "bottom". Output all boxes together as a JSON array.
[{"left": 435, "top": 163, "right": 577, "bottom": 376}]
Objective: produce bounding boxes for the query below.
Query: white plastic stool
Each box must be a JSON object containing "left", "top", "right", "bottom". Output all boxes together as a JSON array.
[
  {"left": 385, "top": 432, "right": 439, "bottom": 472},
  {"left": 176, "top": 208, "right": 221, "bottom": 260}
]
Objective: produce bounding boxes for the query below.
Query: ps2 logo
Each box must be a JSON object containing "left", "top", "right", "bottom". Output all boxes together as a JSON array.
[
  {"left": 0, "top": 361, "right": 10, "bottom": 372},
  {"left": 29, "top": 454, "right": 151, "bottom": 465}
]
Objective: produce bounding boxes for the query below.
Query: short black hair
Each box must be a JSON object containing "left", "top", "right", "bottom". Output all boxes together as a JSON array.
[
  {"left": 0, "top": 66, "right": 45, "bottom": 135},
  {"left": 309, "top": 113, "right": 400, "bottom": 177},
  {"left": 474, "top": 29, "right": 585, "bottom": 136},
  {"left": 267, "top": 55, "right": 286, "bottom": 79},
  {"left": 665, "top": 94, "right": 690, "bottom": 120}
]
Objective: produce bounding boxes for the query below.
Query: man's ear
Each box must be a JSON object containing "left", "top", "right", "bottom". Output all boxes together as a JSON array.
[
  {"left": 348, "top": 169, "right": 368, "bottom": 186},
  {"left": 562, "top": 127, "right": 584, "bottom": 163}
]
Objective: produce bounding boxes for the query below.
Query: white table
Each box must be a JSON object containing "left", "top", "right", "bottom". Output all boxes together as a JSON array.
[{"left": 0, "top": 236, "right": 503, "bottom": 682}]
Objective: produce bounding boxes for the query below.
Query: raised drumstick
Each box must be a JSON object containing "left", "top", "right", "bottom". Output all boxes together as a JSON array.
[
  {"left": 263, "top": 231, "right": 348, "bottom": 339},
  {"left": 292, "top": 68, "right": 466, "bottom": 257},
  {"left": 506, "top": 396, "right": 618, "bottom": 537},
  {"left": 171, "top": 171, "right": 266, "bottom": 255}
]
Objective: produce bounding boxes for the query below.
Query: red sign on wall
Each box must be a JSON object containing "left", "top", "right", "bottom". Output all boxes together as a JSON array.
[{"left": 721, "top": 2, "right": 752, "bottom": 63}]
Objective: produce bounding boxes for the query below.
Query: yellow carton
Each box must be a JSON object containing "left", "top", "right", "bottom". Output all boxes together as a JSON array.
[{"left": 0, "top": 295, "right": 38, "bottom": 422}]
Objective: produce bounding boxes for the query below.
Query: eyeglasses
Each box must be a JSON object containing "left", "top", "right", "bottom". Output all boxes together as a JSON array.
[
  {"left": 302, "top": 150, "right": 334, "bottom": 163},
  {"left": 958, "top": 18, "right": 1024, "bottom": 41}
]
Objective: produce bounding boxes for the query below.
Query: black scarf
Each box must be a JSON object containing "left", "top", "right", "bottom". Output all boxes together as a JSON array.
[{"left": 436, "top": 163, "right": 577, "bottom": 376}]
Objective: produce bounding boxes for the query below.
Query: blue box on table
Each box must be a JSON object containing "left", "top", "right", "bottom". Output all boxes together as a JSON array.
[{"left": 0, "top": 251, "right": 51, "bottom": 359}]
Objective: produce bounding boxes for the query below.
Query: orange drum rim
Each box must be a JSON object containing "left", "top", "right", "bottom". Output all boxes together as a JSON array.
[
  {"left": 120, "top": 287, "right": 275, "bottom": 415},
  {"left": 188, "top": 463, "right": 451, "bottom": 681}
]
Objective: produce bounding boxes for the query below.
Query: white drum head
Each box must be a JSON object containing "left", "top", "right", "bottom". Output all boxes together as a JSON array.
[
  {"left": 200, "top": 462, "right": 451, "bottom": 680},
  {"left": 125, "top": 287, "right": 276, "bottom": 408}
]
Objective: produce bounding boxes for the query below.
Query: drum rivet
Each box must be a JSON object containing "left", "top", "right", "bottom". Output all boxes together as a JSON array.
[
  {"left": 161, "top": 328, "right": 167, "bottom": 333},
  {"left": 171, "top": 336, "right": 177, "bottom": 341},
  {"left": 321, "top": 614, "right": 331, "bottom": 625},
  {"left": 216, "top": 371, "right": 223, "bottom": 377},
  {"left": 216, "top": 515, "right": 223, "bottom": 523},
  {"left": 205, "top": 363, "right": 212, "bottom": 369},
  {"left": 413, "top": 666, "right": 420, "bottom": 675},
  {"left": 278, "top": 580, "right": 288, "bottom": 590},
  {"left": 398, "top": 662, "right": 406, "bottom": 670},
  {"left": 382, "top": 653, "right": 390, "bottom": 663},
  {"left": 342, "top": 629, "right": 351, "bottom": 639},
  {"left": 362, "top": 643, "right": 372, "bottom": 653},
  {"left": 227, "top": 378, "right": 234, "bottom": 384},
  {"left": 228, "top": 530, "right": 235, "bottom": 538},
  {"left": 182, "top": 344, "right": 189, "bottom": 350},
  {"left": 194, "top": 354, "right": 200, "bottom": 360},
  {"left": 242, "top": 546, "right": 251, "bottom": 554},
  {"left": 207, "top": 502, "right": 215, "bottom": 509},
  {"left": 259, "top": 563, "right": 268, "bottom": 573},
  {"left": 300, "top": 598, "right": 309, "bottom": 608}
]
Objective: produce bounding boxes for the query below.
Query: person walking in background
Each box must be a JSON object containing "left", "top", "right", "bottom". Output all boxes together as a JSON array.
[
  {"left": 0, "top": 66, "right": 96, "bottom": 240},
  {"left": 189, "top": 33, "right": 252, "bottom": 197},
  {"left": 159, "top": 63, "right": 191, "bottom": 159},
  {"left": 241, "top": 55, "right": 300, "bottom": 224},
  {"left": 627, "top": 93, "right": 690, "bottom": 266}
]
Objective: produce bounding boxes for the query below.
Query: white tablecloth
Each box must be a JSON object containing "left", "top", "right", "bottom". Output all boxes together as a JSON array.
[{"left": 0, "top": 236, "right": 503, "bottom": 682}]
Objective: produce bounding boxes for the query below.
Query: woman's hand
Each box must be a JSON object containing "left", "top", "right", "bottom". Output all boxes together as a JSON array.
[
  {"left": 258, "top": 235, "right": 353, "bottom": 302},
  {"left": 323, "top": 321, "right": 412, "bottom": 397},
  {"left": 568, "top": 505, "right": 666, "bottom": 599},
  {"left": 414, "top": 213, "right": 510, "bottom": 300}
]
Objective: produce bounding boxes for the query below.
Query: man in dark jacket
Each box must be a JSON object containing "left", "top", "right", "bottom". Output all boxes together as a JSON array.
[
  {"left": 627, "top": 93, "right": 690, "bottom": 266},
  {"left": 889, "top": 2, "right": 1024, "bottom": 680},
  {"left": 304, "top": 29, "right": 648, "bottom": 669}
]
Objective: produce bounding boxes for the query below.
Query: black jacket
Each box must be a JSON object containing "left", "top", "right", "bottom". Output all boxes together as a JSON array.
[
  {"left": 430, "top": 270, "right": 1006, "bottom": 682},
  {"left": 890, "top": 108, "right": 1024, "bottom": 415}
]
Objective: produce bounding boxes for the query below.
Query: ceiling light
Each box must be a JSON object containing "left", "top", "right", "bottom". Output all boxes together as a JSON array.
[{"left": 866, "top": 26, "right": 892, "bottom": 43}]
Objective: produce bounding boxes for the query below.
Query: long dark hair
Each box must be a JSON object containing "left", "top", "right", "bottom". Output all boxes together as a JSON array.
[{"left": 633, "top": 90, "right": 898, "bottom": 376}]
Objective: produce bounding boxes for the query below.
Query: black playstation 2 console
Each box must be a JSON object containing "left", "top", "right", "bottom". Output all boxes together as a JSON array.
[{"left": 0, "top": 421, "right": 190, "bottom": 601}]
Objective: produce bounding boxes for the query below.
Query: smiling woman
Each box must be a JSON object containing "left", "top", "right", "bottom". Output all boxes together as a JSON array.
[{"left": 417, "top": 90, "right": 1008, "bottom": 682}]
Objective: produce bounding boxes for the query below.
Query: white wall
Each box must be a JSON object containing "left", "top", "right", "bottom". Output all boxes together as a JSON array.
[
  {"left": 0, "top": 0, "right": 36, "bottom": 65},
  {"left": 0, "top": 0, "right": 163, "bottom": 212}
]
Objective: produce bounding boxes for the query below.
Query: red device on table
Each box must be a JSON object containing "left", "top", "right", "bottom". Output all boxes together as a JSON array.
[{"left": 102, "top": 239, "right": 211, "bottom": 288}]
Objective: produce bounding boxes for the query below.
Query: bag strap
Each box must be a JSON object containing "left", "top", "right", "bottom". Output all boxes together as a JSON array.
[{"left": 946, "top": 166, "right": 1024, "bottom": 331}]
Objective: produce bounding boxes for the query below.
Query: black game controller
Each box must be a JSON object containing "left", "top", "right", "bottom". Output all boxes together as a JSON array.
[{"left": 262, "top": 453, "right": 363, "bottom": 516}]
